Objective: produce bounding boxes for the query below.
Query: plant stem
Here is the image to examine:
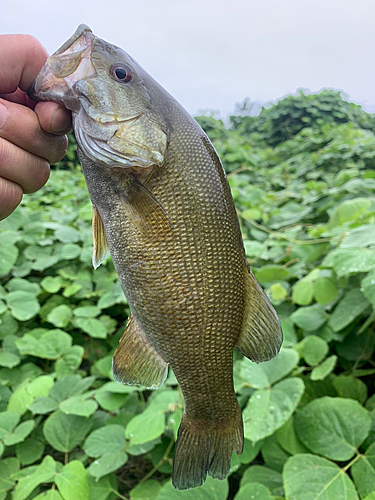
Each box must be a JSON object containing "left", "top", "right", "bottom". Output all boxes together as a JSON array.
[{"left": 136, "top": 438, "right": 174, "bottom": 488}]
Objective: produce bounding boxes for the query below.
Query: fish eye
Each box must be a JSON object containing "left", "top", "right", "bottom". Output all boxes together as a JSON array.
[{"left": 110, "top": 64, "right": 133, "bottom": 83}]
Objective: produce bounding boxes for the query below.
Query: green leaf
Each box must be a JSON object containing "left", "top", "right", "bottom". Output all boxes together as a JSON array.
[
  {"left": 88, "top": 474, "right": 117, "bottom": 500},
  {"left": 55, "top": 226, "right": 81, "bottom": 243},
  {"left": 313, "top": 277, "right": 338, "bottom": 305},
  {"left": 234, "top": 483, "right": 273, "bottom": 500},
  {"left": 50, "top": 375, "right": 95, "bottom": 401},
  {"left": 87, "top": 451, "right": 128, "bottom": 480},
  {"left": 0, "top": 242, "right": 18, "bottom": 275},
  {"left": 311, "top": 355, "right": 337, "bottom": 381},
  {"left": 16, "top": 329, "right": 72, "bottom": 359},
  {"left": 60, "top": 243, "right": 81, "bottom": 260},
  {"left": 33, "top": 491, "right": 63, "bottom": 500},
  {"left": 240, "top": 465, "right": 283, "bottom": 496},
  {"left": 284, "top": 454, "right": 358, "bottom": 500},
  {"left": 253, "top": 265, "right": 289, "bottom": 284},
  {"left": 327, "top": 197, "right": 371, "bottom": 228},
  {"left": 295, "top": 396, "right": 372, "bottom": 461},
  {"left": 125, "top": 408, "right": 165, "bottom": 445},
  {"left": 333, "top": 249, "right": 375, "bottom": 277},
  {"left": 292, "top": 280, "right": 314, "bottom": 305},
  {"left": 130, "top": 479, "right": 162, "bottom": 500},
  {"left": 43, "top": 411, "right": 93, "bottom": 452},
  {"left": 3, "top": 419, "right": 35, "bottom": 446},
  {"left": 95, "top": 391, "right": 128, "bottom": 411},
  {"left": 294, "top": 335, "right": 328, "bottom": 366},
  {"left": 290, "top": 305, "right": 328, "bottom": 332},
  {"left": 0, "top": 351, "right": 20, "bottom": 368},
  {"left": 55, "top": 461, "right": 89, "bottom": 500},
  {"left": 157, "top": 477, "right": 229, "bottom": 500},
  {"left": 351, "top": 442, "right": 375, "bottom": 499},
  {"left": 329, "top": 289, "right": 370, "bottom": 332},
  {"left": 261, "top": 434, "right": 290, "bottom": 472},
  {"left": 47, "top": 305, "right": 72, "bottom": 328},
  {"left": 341, "top": 225, "right": 375, "bottom": 248},
  {"left": 16, "top": 437, "right": 44, "bottom": 465},
  {"left": 0, "top": 410, "right": 19, "bottom": 438},
  {"left": 59, "top": 396, "right": 98, "bottom": 417},
  {"left": 41, "top": 277, "right": 63, "bottom": 294},
  {"left": 230, "top": 439, "right": 262, "bottom": 473},
  {"left": 13, "top": 455, "right": 56, "bottom": 500},
  {"left": 84, "top": 425, "right": 126, "bottom": 458},
  {"left": 237, "top": 347, "right": 299, "bottom": 390},
  {"left": 243, "top": 378, "right": 305, "bottom": 441},
  {"left": 0, "top": 457, "right": 19, "bottom": 499},
  {"left": 54, "top": 346, "right": 85, "bottom": 377},
  {"left": 333, "top": 376, "right": 368, "bottom": 404},
  {"left": 30, "top": 396, "right": 59, "bottom": 414},
  {"left": 276, "top": 416, "right": 308, "bottom": 455},
  {"left": 75, "top": 317, "right": 107, "bottom": 338},
  {"left": 6, "top": 290, "right": 40, "bottom": 321},
  {"left": 73, "top": 306, "right": 100, "bottom": 318}
]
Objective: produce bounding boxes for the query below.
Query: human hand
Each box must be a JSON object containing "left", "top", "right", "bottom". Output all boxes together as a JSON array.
[{"left": 0, "top": 34, "right": 71, "bottom": 220}]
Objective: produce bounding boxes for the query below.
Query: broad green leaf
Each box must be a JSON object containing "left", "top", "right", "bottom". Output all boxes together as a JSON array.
[
  {"left": 230, "top": 439, "right": 262, "bottom": 472},
  {"left": 284, "top": 454, "right": 358, "bottom": 500},
  {"left": 13, "top": 455, "right": 56, "bottom": 500},
  {"left": 240, "top": 465, "right": 283, "bottom": 496},
  {"left": 276, "top": 416, "right": 308, "bottom": 455},
  {"left": 55, "top": 226, "right": 81, "bottom": 243},
  {"left": 7, "top": 278, "right": 41, "bottom": 296},
  {"left": 41, "top": 277, "right": 63, "bottom": 294},
  {"left": 238, "top": 347, "right": 299, "bottom": 389},
  {"left": 290, "top": 305, "right": 328, "bottom": 332},
  {"left": 6, "top": 290, "right": 40, "bottom": 321},
  {"left": 333, "top": 249, "right": 375, "bottom": 277},
  {"left": 253, "top": 265, "right": 289, "bottom": 284},
  {"left": 59, "top": 396, "right": 98, "bottom": 417},
  {"left": 43, "top": 411, "right": 93, "bottom": 452},
  {"left": 47, "top": 305, "right": 72, "bottom": 328},
  {"left": 0, "top": 410, "right": 19, "bottom": 438},
  {"left": 243, "top": 378, "right": 304, "bottom": 441},
  {"left": 87, "top": 451, "right": 128, "bottom": 480},
  {"left": 130, "top": 479, "right": 162, "bottom": 500},
  {"left": 3, "top": 419, "right": 35, "bottom": 446},
  {"left": 84, "top": 425, "right": 126, "bottom": 458},
  {"left": 157, "top": 477, "right": 229, "bottom": 500},
  {"left": 54, "top": 345, "right": 85, "bottom": 377},
  {"left": 327, "top": 197, "right": 371, "bottom": 228},
  {"left": 0, "top": 351, "right": 20, "bottom": 368},
  {"left": 295, "top": 396, "right": 372, "bottom": 460},
  {"left": 261, "top": 434, "right": 290, "bottom": 472},
  {"left": 73, "top": 306, "right": 100, "bottom": 317},
  {"left": 95, "top": 391, "right": 128, "bottom": 411},
  {"left": 313, "top": 277, "right": 338, "bottom": 305},
  {"left": 361, "top": 271, "right": 375, "bottom": 307},
  {"left": 0, "top": 242, "right": 18, "bottom": 275},
  {"left": 55, "top": 461, "right": 89, "bottom": 500},
  {"left": 15, "top": 329, "right": 72, "bottom": 359},
  {"left": 311, "top": 355, "right": 337, "bottom": 381},
  {"left": 60, "top": 243, "right": 81, "bottom": 260},
  {"left": 0, "top": 457, "right": 19, "bottom": 499},
  {"left": 50, "top": 375, "right": 95, "bottom": 401},
  {"left": 294, "top": 335, "right": 328, "bottom": 366},
  {"left": 75, "top": 317, "right": 107, "bottom": 338},
  {"left": 351, "top": 442, "right": 375, "bottom": 499},
  {"left": 33, "top": 491, "right": 63, "bottom": 500},
  {"left": 329, "top": 289, "right": 370, "bottom": 332},
  {"left": 341, "top": 225, "right": 375, "bottom": 248},
  {"left": 292, "top": 280, "right": 314, "bottom": 305},
  {"left": 125, "top": 408, "right": 165, "bottom": 445},
  {"left": 30, "top": 396, "right": 59, "bottom": 414},
  {"left": 234, "top": 482, "right": 273, "bottom": 500},
  {"left": 88, "top": 474, "right": 117, "bottom": 500},
  {"left": 333, "top": 376, "right": 368, "bottom": 404},
  {"left": 16, "top": 437, "right": 44, "bottom": 465}
]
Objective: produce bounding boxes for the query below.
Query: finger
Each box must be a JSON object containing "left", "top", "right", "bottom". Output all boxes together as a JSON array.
[
  {"left": 0, "top": 137, "right": 50, "bottom": 194},
  {"left": 0, "top": 98, "right": 68, "bottom": 164},
  {"left": 35, "top": 101, "right": 72, "bottom": 135},
  {"left": 0, "top": 176, "right": 23, "bottom": 220},
  {"left": 0, "top": 34, "right": 49, "bottom": 93}
]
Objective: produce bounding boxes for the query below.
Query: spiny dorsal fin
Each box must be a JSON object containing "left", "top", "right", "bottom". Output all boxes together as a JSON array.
[
  {"left": 92, "top": 205, "right": 110, "bottom": 269},
  {"left": 113, "top": 314, "right": 168, "bottom": 389},
  {"left": 120, "top": 175, "right": 174, "bottom": 240},
  {"left": 235, "top": 268, "right": 283, "bottom": 363}
]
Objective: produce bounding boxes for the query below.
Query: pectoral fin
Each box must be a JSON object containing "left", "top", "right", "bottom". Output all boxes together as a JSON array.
[
  {"left": 92, "top": 205, "right": 110, "bottom": 269},
  {"left": 121, "top": 175, "right": 174, "bottom": 240},
  {"left": 235, "top": 268, "right": 283, "bottom": 362},
  {"left": 113, "top": 314, "right": 168, "bottom": 389}
]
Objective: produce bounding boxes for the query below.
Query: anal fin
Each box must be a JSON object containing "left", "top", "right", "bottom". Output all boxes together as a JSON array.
[
  {"left": 235, "top": 268, "right": 283, "bottom": 363},
  {"left": 92, "top": 205, "right": 110, "bottom": 269},
  {"left": 113, "top": 314, "right": 168, "bottom": 389}
]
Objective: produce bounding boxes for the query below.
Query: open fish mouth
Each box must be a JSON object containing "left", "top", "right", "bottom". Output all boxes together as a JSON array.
[{"left": 27, "top": 24, "right": 96, "bottom": 111}]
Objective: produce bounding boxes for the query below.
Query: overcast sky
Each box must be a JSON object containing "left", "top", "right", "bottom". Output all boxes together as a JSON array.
[{"left": 2, "top": 0, "right": 375, "bottom": 117}]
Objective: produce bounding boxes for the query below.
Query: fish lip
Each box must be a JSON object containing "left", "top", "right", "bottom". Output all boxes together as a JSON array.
[{"left": 27, "top": 24, "right": 96, "bottom": 109}]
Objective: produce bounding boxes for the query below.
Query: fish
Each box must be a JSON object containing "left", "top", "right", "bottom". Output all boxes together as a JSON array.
[{"left": 28, "top": 24, "right": 282, "bottom": 490}]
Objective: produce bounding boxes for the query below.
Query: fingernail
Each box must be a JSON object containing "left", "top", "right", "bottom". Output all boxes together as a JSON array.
[
  {"left": 0, "top": 102, "right": 9, "bottom": 129},
  {"left": 50, "top": 106, "right": 71, "bottom": 134}
]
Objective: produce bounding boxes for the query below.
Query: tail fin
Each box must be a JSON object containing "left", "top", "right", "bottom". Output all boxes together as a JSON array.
[{"left": 172, "top": 409, "right": 243, "bottom": 490}]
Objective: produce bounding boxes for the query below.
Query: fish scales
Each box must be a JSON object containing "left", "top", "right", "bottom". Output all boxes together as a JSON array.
[{"left": 28, "top": 24, "right": 282, "bottom": 490}]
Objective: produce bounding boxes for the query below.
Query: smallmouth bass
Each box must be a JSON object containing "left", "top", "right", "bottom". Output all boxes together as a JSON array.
[{"left": 28, "top": 25, "right": 282, "bottom": 490}]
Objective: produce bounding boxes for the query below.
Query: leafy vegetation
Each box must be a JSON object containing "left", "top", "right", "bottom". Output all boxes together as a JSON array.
[{"left": 0, "top": 90, "right": 375, "bottom": 500}]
